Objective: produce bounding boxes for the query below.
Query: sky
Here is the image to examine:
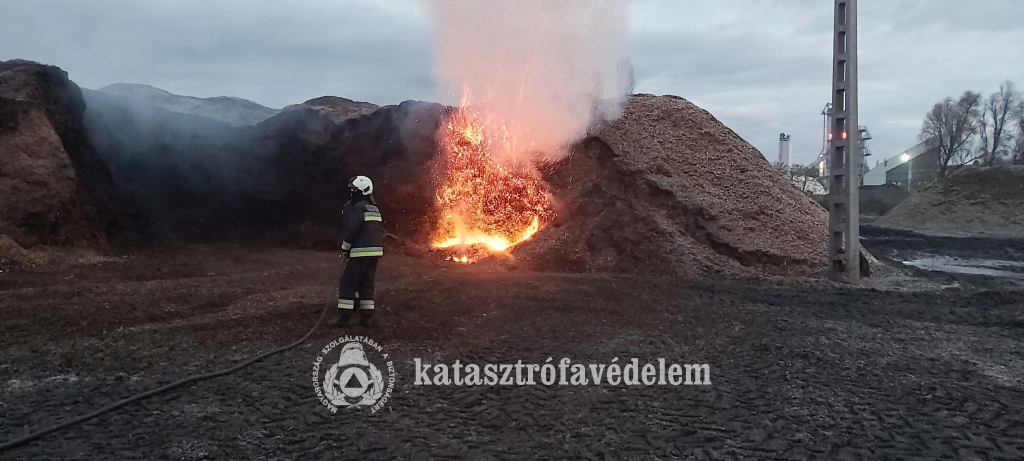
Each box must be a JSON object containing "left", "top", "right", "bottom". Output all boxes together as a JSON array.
[{"left": 2, "top": 0, "right": 1022, "bottom": 165}]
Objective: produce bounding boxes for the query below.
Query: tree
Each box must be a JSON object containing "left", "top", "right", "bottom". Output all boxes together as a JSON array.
[
  {"left": 978, "top": 81, "right": 1020, "bottom": 166},
  {"left": 1014, "top": 99, "right": 1024, "bottom": 165},
  {"left": 774, "top": 163, "right": 827, "bottom": 196},
  {"left": 921, "top": 91, "right": 982, "bottom": 177}
]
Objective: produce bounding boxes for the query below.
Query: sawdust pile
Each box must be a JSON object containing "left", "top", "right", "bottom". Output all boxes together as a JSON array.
[
  {"left": 875, "top": 166, "right": 1024, "bottom": 238},
  {"left": 513, "top": 94, "right": 828, "bottom": 276},
  {"left": 0, "top": 60, "right": 117, "bottom": 269}
]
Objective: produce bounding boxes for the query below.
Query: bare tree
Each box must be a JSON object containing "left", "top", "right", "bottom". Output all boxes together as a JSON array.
[
  {"left": 921, "top": 91, "right": 982, "bottom": 177},
  {"left": 1013, "top": 100, "right": 1024, "bottom": 165},
  {"left": 978, "top": 81, "right": 1020, "bottom": 166}
]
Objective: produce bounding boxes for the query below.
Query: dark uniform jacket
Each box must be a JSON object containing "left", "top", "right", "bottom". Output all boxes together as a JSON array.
[{"left": 341, "top": 197, "right": 384, "bottom": 257}]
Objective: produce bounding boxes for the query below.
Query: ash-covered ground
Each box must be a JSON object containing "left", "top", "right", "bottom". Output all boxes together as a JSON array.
[{"left": 2, "top": 246, "right": 1023, "bottom": 460}]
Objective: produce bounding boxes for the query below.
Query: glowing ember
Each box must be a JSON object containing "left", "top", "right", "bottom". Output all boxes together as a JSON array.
[{"left": 431, "top": 107, "right": 554, "bottom": 261}]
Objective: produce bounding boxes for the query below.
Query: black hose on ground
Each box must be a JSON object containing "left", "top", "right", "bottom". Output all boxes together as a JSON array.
[{"left": 0, "top": 258, "right": 345, "bottom": 451}]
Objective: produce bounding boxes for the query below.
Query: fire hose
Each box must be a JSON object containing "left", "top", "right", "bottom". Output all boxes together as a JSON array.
[{"left": 0, "top": 256, "right": 347, "bottom": 451}]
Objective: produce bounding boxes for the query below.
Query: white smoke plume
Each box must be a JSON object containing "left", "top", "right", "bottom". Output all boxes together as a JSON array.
[{"left": 422, "top": 0, "right": 631, "bottom": 160}]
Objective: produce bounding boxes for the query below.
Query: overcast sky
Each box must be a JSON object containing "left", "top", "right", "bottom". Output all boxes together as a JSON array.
[{"left": 2, "top": 0, "right": 1022, "bottom": 164}]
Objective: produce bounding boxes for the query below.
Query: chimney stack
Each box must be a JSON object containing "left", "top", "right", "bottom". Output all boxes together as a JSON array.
[{"left": 778, "top": 133, "right": 792, "bottom": 168}]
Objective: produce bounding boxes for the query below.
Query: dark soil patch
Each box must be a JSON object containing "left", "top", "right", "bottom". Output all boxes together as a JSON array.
[{"left": 2, "top": 247, "right": 1023, "bottom": 459}]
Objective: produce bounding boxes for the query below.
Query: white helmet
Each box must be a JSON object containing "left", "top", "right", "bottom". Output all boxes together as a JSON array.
[{"left": 348, "top": 175, "right": 373, "bottom": 195}]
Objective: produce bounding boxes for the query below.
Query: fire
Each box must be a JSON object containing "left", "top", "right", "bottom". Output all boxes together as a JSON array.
[{"left": 431, "top": 107, "right": 554, "bottom": 261}]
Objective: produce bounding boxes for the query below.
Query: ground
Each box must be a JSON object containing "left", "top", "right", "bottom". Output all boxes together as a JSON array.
[{"left": 1, "top": 246, "right": 1023, "bottom": 460}]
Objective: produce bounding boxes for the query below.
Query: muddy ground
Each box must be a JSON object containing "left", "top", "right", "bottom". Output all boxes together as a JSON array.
[
  {"left": 863, "top": 226, "right": 1024, "bottom": 263},
  {"left": 1, "top": 246, "right": 1023, "bottom": 460}
]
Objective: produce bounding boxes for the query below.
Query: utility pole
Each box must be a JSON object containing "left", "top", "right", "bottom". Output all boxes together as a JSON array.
[
  {"left": 828, "top": 0, "right": 860, "bottom": 280},
  {"left": 907, "top": 155, "right": 913, "bottom": 192}
]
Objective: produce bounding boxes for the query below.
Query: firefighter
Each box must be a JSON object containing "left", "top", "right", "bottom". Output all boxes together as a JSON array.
[{"left": 335, "top": 175, "right": 384, "bottom": 327}]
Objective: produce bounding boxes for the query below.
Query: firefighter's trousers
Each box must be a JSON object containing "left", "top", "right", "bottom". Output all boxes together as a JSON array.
[{"left": 338, "top": 256, "right": 379, "bottom": 320}]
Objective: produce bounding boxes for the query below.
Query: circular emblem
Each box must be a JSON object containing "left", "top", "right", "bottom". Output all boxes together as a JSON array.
[{"left": 312, "top": 336, "right": 395, "bottom": 412}]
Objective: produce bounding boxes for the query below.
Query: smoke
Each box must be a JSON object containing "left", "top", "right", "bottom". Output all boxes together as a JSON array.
[{"left": 422, "top": 0, "right": 631, "bottom": 160}]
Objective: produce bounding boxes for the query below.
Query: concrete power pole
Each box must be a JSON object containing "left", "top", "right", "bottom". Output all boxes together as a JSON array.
[{"left": 828, "top": 0, "right": 860, "bottom": 280}]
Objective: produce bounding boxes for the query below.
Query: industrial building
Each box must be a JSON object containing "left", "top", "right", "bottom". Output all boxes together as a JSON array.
[{"left": 862, "top": 139, "right": 940, "bottom": 191}]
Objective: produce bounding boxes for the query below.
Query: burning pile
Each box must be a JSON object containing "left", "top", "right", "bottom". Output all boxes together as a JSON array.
[
  {"left": 419, "top": 0, "right": 629, "bottom": 263},
  {"left": 430, "top": 107, "right": 555, "bottom": 262}
]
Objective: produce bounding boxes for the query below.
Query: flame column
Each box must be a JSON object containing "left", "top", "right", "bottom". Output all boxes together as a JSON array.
[{"left": 828, "top": 0, "right": 860, "bottom": 279}]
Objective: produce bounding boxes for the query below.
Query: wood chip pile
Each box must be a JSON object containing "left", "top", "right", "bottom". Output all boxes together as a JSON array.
[
  {"left": 875, "top": 166, "right": 1024, "bottom": 238},
  {"left": 514, "top": 94, "right": 828, "bottom": 276}
]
